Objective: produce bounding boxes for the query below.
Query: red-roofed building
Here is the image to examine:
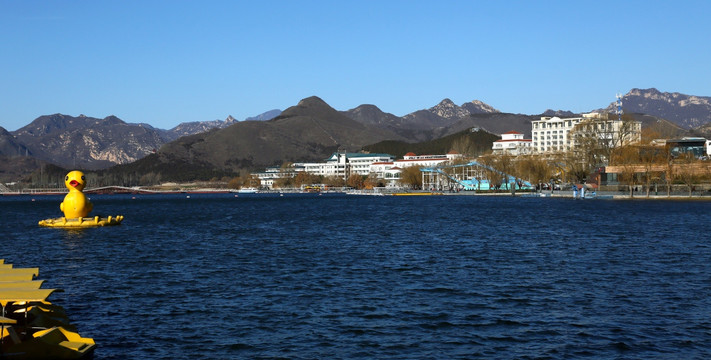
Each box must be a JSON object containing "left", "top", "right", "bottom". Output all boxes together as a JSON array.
[
  {"left": 369, "top": 161, "right": 402, "bottom": 187},
  {"left": 492, "top": 131, "right": 532, "bottom": 155}
]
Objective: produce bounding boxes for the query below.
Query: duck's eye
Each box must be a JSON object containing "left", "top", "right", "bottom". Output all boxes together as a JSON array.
[
  {"left": 81, "top": 176, "right": 86, "bottom": 181},
  {"left": 65, "top": 176, "right": 69, "bottom": 181}
]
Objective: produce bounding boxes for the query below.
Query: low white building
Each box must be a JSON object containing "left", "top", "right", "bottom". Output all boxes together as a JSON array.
[
  {"left": 253, "top": 165, "right": 302, "bottom": 188},
  {"left": 300, "top": 152, "right": 395, "bottom": 178},
  {"left": 368, "top": 162, "right": 402, "bottom": 187},
  {"left": 394, "top": 151, "right": 463, "bottom": 168},
  {"left": 492, "top": 131, "right": 532, "bottom": 155}
]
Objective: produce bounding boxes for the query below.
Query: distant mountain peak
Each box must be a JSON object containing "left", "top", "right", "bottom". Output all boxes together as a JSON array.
[
  {"left": 279, "top": 96, "right": 337, "bottom": 119},
  {"left": 429, "top": 98, "right": 470, "bottom": 120},
  {"left": 427, "top": 98, "right": 500, "bottom": 120},
  {"left": 167, "top": 115, "right": 239, "bottom": 140},
  {"left": 629, "top": 87, "right": 661, "bottom": 95},
  {"left": 542, "top": 109, "right": 576, "bottom": 117},
  {"left": 341, "top": 104, "right": 404, "bottom": 131},
  {"left": 245, "top": 109, "right": 281, "bottom": 121},
  {"left": 298, "top": 96, "right": 329, "bottom": 107},
  {"left": 462, "top": 100, "right": 500, "bottom": 114},
  {"left": 352, "top": 104, "right": 380, "bottom": 112},
  {"left": 346, "top": 104, "right": 385, "bottom": 118},
  {"left": 103, "top": 115, "right": 125, "bottom": 124}
]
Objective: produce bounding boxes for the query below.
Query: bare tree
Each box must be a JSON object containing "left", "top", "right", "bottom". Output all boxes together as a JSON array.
[
  {"left": 563, "top": 150, "right": 592, "bottom": 184},
  {"left": 227, "top": 176, "right": 242, "bottom": 189},
  {"left": 516, "top": 155, "right": 554, "bottom": 192},
  {"left": 450, "top": 137, "right": 476, "bottom": 157},
  {"left": 610, "top": 145, "right": 641, "bottom": 198},
  {"left": 398, "top": 166, "right": 422, "bottom": 189},
  {"left": 363, "top": 173, "right": 383, "bottom": 189},
  {"left": 244, "top": 174, "right": 261, "bottom": 188},
  {"left": 675, "top": 153, "right": 700, "bottom": 197},
  {"left": 638, "top": 145, "right": 665, "bottom": 197},
  {"left": 663, "top": 144, "right": 675, "bottom": 197},
  {"left": 479, "top": 153, "right": 517, "bottom": 193},
  {"left": 569, "top": 113, "right": 641, "bottom": 168},
  {"left": 347, "top": 174, "right": 365, "bottom": 189}
]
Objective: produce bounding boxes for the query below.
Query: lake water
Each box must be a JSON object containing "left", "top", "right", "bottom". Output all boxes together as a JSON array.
[{"left": 2, "top": 193, "right": 710, "bottom": 359}]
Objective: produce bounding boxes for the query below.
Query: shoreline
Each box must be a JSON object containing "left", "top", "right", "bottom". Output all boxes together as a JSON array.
[
  {"left": 439, "top": 190, "right": 711, "bottom": 200},
  {"left": 3, "top": 188, "right": 711, "bottom": 200}
]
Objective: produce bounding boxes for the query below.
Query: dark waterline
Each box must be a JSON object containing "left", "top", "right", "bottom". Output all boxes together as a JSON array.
[{"left": 2, "top": 194, "right": 710, "bottom": 359}]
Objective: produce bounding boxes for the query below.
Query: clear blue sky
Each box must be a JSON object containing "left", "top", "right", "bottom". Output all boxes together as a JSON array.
[{"left": 1, "top": 1, "right": 709, "bottom": 131}]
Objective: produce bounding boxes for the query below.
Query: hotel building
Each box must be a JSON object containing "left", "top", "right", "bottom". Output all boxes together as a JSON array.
[{"left": 531, "top": 112, "right": 641, "bottom": 153}]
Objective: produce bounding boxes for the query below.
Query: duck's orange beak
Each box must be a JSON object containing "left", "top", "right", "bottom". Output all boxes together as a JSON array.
[{"left": 69, "top": 180, "right": 79, "bottom": 188}]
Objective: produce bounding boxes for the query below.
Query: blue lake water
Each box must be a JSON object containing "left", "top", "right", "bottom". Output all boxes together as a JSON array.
[{"left": 2, "top": 193, "right": 710, "bottom": 359}]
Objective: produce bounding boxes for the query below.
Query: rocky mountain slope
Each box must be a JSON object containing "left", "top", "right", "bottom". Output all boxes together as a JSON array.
[
  {"left": 0, "top": 127, "right": 30, "bottom": 157},
  {"left": 601, "top": 88, "right": 711, "bottom": 129},
  {"left": 12, "top": 114, "right": 166, "bottom": 170},
  {"left": 0, "top": 127, "right": 39, "bottom": 183},
  {"left": 4, "top": 109, "right": 283, "bottom": 173}
]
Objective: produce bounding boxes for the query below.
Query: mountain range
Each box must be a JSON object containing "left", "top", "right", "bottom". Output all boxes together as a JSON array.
[{"left": 1, "top": 88, "right": 707, "bottom": 183}]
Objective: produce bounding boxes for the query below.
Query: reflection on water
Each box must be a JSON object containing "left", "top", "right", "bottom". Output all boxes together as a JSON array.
[{"left": 61, "top": 228, "right": 88, "bottom": 244}]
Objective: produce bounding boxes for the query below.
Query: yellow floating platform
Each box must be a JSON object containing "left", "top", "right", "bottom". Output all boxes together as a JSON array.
[
  {"left": 0, "top": 260, "right": 96, "bottom": 359},
  {"left": 38, "top": 215, "right": 124, "bottom": 228}
]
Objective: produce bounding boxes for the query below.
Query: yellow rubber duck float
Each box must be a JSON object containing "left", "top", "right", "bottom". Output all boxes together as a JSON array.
[
  {"left": 60, "top": 170, "right": 93, "bottom": 218},
  {"left": 39, "top": 170, "right": 124, "bottom": 228}
]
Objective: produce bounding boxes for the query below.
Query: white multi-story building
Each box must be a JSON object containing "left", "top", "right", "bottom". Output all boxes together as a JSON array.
[
  {"left": 492, "top": 131, "right": 532, "bottom": 155},
  {"left": 531, "top": 112, "right": 641, "bottom": 153}
]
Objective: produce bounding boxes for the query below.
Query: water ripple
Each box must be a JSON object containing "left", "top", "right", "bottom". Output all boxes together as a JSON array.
[{"left": 2, "top": 194, "right": 711, "bottom": 359}]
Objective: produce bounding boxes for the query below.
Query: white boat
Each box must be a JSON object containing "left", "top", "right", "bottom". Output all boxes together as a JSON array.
[{"left": 237, "top": 188, "right": 258, "bottom": 194}]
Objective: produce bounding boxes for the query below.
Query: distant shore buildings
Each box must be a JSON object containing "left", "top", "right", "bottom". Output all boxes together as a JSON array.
[{"left": 254, "top": 151, "right": 463, "bottom": 189}]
